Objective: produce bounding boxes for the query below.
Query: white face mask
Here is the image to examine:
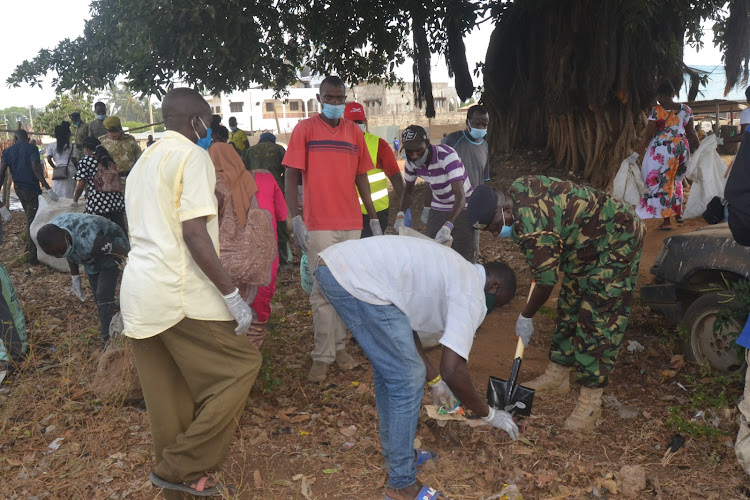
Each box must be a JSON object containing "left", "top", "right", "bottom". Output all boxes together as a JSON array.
[{"left": 192, "top": 116, "right": 208, "bottom": 141}]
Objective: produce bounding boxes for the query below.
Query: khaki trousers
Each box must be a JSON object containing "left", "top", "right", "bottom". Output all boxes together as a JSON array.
[
  {"left": 308, "top": 229, "right": 361, "bottom": 363},
  {"left": 131, "top": 317, "right": 261, "bottom": 496}
]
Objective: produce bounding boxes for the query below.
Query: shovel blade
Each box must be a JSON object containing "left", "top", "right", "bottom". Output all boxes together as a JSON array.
[{"left": 487, "top": 376, "right": 535, "bottom": 417}]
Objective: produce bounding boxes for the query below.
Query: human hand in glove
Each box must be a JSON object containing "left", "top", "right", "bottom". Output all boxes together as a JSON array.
[
  {"left": 430, "top": 379, "right": 458, "bottom": 409},
  {"left": 47, "top": 190, "right": 59, "bottom": 202},
  {"left": 483, "top": 406, "right": 520, "bottom": 440},
  {"left": 0, "top": 206, "right": 11, "bottom": 223},
  {"left": 716, "top": 137, "right": 724, "bottom": 145},
  {"left": 434, "top": 222, "right": 453, "bottom": 244},
  {"left": 394, "top": 211, "right": 406, "bottom": 231},
  {"left": 515, "top": 313, "right": 534, "bottom": 346},
  {"left": 71, "top": 275, "right": 86, "bottom": 302},
  {"left": 370, "top": 218, "right": 383, "bottom": 236},
  {"left": 291, "top": 215, "right": 309, "bottom": 253},
  {"left": 223, "top": 288, "right": 253, "bottom": 334},
  {"left": 420, "top": 207, "right": 430, "bottom": 225},
  {"left": 627, "top": 152, "right": 639, "bottom": 164}
]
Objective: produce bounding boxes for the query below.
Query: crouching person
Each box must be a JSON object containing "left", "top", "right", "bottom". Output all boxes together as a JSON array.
[
  {"left": 314, "top": 235, "right": 519, "bottom": 500},
  {"left": 37, "top": 214, "right": 129, "bottom": 349}
]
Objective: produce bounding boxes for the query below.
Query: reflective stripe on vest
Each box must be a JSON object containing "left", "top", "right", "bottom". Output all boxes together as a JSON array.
[{"left": 359, "top": 132, "right": 390, "bottom": 214}]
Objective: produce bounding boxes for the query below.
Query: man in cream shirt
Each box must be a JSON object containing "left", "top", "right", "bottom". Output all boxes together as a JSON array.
[{"left": 121, "top": 88, "right": 259, "bottom": 498}]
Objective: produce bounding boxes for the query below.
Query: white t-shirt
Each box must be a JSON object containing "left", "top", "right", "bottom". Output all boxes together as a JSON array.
[
  {"left": 319, "top": 236, "right": 487, "bottom": 360},
  {"left": 740, "top": 108, "right": 750, "bottom": 126}
]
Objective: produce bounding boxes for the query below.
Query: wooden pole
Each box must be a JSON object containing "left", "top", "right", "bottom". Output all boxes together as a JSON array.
[
  {"left": 273, "top": 105, "right": 281, "bottom": 135},
  {"left": 148, "top": 96, "right": 155, "bottom": 136}
]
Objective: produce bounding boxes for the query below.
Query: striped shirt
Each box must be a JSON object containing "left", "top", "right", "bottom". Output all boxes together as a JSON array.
[{"left": 404, "top": 144, "right": 473, "bottom": 211}]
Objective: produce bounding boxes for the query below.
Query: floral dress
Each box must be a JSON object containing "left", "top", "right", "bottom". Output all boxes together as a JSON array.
[{"left": 636, "top": 104, "right": 692, "bottom": 219}]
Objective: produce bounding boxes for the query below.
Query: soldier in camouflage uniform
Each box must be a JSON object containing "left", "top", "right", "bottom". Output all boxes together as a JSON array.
[
  {"left": 99, "top": 116, "right": 142, "bottom": 190},
  {"left": 467, "top": 176, "right": 646, "bottom": 430}
]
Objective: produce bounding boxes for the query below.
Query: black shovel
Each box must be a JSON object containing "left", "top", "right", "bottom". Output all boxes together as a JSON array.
[{"left": 487, "top": 337, "right": 535, "bottom": 416}]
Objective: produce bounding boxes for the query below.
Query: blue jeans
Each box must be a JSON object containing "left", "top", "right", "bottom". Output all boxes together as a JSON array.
[{"left": 315, "top": 265, "right": 425, "bottom": 490}]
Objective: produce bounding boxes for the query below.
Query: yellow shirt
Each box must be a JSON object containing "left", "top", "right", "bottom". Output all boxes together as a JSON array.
[
  {"left": 121, "top": 130, "right": 232, "bottom": 339},
  {"left": 229, "top": 129, "right": 248, "bottom": 151}
]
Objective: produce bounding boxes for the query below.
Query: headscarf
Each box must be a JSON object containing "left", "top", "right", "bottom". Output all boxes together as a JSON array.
[{"left": 208, "top": 142, "right": 258, "bottom": 227}]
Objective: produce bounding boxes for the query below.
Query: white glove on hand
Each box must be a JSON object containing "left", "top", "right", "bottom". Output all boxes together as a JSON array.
[
  {"left": 369, "top": 218, "right": 383, "bottom": 236},
  {"left": 223, "top": 288, "right": 253, "bottom": 334},
  {"left": 483, "top": 407, "right": 520, "bottom": 440},
  {"left": 47, "top": 190, "right": 59, "bottom": 202},
  {"left": 394, "top": 211, "right": 406, "bottom": 232},
  {"left": 716, "top": 137, "right": 725, "bottom": 145},
  {"left": 430, "top": 379, "right": 457, "bottom": 408},
  {"left": 516, "top": 313, "right": 534, "bottom": 346},
  {"left": 627, "top": 152, "right": 639, "bottom": 165},
  {"left": 291, "top": 215, "right": 309, "bottom": 253},
  {"left": 420, "top": 207, "right": 430, "bottom": 225},
  {"left": 71, "top": 275, "right": 86, "bottom": 302},
  {"left": 0, "top": 206, "right": 11, "bottom": 223},
  {"left": 434, "top": 224, "right": 453, "bottom": 244}
]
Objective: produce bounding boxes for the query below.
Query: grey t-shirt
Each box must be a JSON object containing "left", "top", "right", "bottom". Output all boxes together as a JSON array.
[{"left": 443, "top": 130, "right": 489, "bottom": 190}]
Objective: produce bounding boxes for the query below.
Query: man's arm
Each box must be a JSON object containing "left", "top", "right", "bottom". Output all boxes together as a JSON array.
[
  {"left": 68, "top": 259, "right": 79, "bottom": 276},
  {"left": 388, "top": 171, "right": 405, "bottom": 199},
  {"left": 413, "top": 331, "right": 440, "bottom": 382},
  {"left": 355, "top": 173, "right": 377, "bottom": 220},
  {"left": 47, "top": 155, "right": 56, "bottom": 168},
  {"left": 182, "top": 217, "right": 235, "bottom": 295},
  {"left": 0, "top": 162, "right": 8, "bottom": 187},
  {"left": 440, "top": 347, "right": 489, "bottom": 418},
  {"left": 521, "top": 283, "right": 554, "bottom": 319},
  {"left": 448, "top": 180, "right": 466, "bottom": 224},
  {"left": 31, "top": 160, "right": 52, "bottom": 190},
  {"left": 284, "top": 167, "right": 301, "bottom": 219},
  {"left": 398, "top": 181, "right": 414, "bottom": 213}
]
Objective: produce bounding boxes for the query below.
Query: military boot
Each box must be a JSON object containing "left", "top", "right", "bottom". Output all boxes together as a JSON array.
[
  {"left": 564, "top": 387, "right": 604, "bottom": 430},
  {"left": 525, "top": 362, "right": 570, "bottom": 395}
]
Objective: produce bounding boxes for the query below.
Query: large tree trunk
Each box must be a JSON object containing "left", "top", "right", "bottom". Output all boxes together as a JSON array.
[{"left": 483, "top": 0, "right": 682, "bottom": 189}]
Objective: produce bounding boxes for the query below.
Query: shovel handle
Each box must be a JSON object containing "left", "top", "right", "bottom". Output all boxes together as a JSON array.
[{"left": 514, "top": 336, "right": 525, "bottom": 359}]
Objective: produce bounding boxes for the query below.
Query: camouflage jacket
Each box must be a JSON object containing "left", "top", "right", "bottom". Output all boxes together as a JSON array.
[
  {"left": 509, "top": 176, "right": 640, "bottom": 286},
  {"left": 99, "top": 134, "right": 142, "bottom": 175},
  {"left": 241, "top": 141, "right": 286, "bottom": 191}
]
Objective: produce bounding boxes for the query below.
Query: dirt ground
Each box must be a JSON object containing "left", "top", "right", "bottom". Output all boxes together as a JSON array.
[{"left": 1, "top": 149, "right": 747, "bottom": 499}]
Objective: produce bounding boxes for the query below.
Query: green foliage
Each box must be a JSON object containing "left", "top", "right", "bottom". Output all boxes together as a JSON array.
[
  {"left": 35, "top": 94, "right": 95, "bottom": 134},
  {"left": 0, "top": 106, "right": 41, "bottom": 131},
  {"left": 666, "top": 406, "right": 727, "bottom": 438},
  {"left": 255, "top": 355, "right": 282, "bottom": 395},
  {"left": 659, "top": 325, "right": 689, "bottom": 348}
]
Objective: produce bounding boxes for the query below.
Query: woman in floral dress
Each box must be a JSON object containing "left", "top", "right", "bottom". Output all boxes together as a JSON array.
[{"left": 636, "top": 81, "right": 700, "bottom": 230}]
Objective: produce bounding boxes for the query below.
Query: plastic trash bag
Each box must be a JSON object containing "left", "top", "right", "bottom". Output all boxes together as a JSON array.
[
  {"left": 612, "top": 157, "right": 647, "bottom": 207},
  {"left": 300, "top": 252, "right": 313, "bottom": 295},
  {"left": 683, "top": 134, "right": 728, "bottom": 219},
  {"left": 29, "top": 194, "right": 86, "bottom": 272}
]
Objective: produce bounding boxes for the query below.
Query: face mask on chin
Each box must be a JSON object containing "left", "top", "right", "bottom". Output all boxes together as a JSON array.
[
  {"left": 410, "top": 147, "right": 429, "bottom": 167},
  {"left": 192, "top": 116, "right": 212, "bottom": 149},
  {"left": 97, "top": 114, "right": 107, "bottom": 121},
  {"left": 230, "top": 126, "right": 238, "bottom": 132},
  {"left": 497, "top": 210, "right": 513, "bottom": 238}
]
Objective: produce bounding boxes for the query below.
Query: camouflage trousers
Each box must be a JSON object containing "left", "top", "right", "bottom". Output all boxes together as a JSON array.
[{"left": 549, "top": 218, "right": 646, "bottom": 388}]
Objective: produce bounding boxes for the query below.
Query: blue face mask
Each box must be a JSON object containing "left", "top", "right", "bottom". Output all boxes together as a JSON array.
[
  {"left": 197, "top": 128, "right": 212, "bottom": 150},
  {"left": 230, "top": 126, "right": 238, "bottom": 132},
  {"left": 497, "top": 210, "right": 513, "bottom": 238},
  {"left": 321, "top": 103, "right": 345, "bottom": 120},
  {"left": 97, "top": 114, "right": 107, "bottom": 121},
  {"left": 469, "top": 127, "right": 487, "bottom": 140}
]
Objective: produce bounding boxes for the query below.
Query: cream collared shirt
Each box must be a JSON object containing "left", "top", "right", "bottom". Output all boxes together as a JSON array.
[{"left": 121, "top": 131, "right": 232, "bottom": 339}]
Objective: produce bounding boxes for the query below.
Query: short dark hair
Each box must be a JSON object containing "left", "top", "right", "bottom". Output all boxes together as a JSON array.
[
  {"left": 467, "top": 104, "right": 488, "bottom": 121},
  {"left": 36, "top": 224, "right": 66, "bottom": 252},
  {"left": 484, "top": 262, "right": 517, "bottom": 295},
  {"left": 14, "top": 129, "right": 28, "bottom": 142},
  {"left": 212, "top": 125, "right": 229, "bottom": 142},
  {"left": 228, "top": 116, "right": 237, "bottom": 124},
  {"left": 94, "top": 101, "right": 106, "bottom": 109},
  {"left": 656, "top": 80, "right": 675, "bottom": 97},
  {"left": 320, "top": 75, "right": 345, "bottom": 93}
]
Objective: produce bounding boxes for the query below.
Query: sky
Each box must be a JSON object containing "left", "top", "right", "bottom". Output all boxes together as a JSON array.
[{"left": 0, "top": 0, "right": 726, "bottom": 111}]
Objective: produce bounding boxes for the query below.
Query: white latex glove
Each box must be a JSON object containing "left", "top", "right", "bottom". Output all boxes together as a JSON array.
[
  {"left": 71, "top": 275, "right": 86, "bottom": 302},
  {"left": 47, "top": 190, "right": 59, "bottom": 202},
  {"left": 420, "top": 207, "right": 430, "bottom": 225},
  {"left": 0, "top": 206, "right": 11, "bottom": 223},
  {"left": 430, "top": 379, "right": 457, "bottom": 409},
  {"left": 515, "top": 313, "right": 534, "bottom": 346},
  {"left": 483, "top": 407, "right": 520, "bottom": 440},
  {"left": 434, "top": 224, "right": 453, "bottom": 244},
  {"left": 223, "top": 288, "right": 253, "bottom": 334},
  {"left": 716, "top": 137, "right": 724, "bottom": 145},
  {"left": 627, "top": 152, "right": 639, "bottom": 165},
  {"left": 291, "top": 215, "right": 309, "bottom": 253},
  {"left": 394, "top": 211, "right": 406, "bottom": 231},
  {"left": 369, "top": 218, "right": 383, "bottom": 236}
]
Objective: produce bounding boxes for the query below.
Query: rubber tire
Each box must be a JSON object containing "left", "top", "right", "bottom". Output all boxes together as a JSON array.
[{"left": 680, "top": 292, "right": 745, "bottom": 373}]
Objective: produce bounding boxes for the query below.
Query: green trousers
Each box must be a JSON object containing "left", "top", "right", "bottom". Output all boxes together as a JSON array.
[
  {"left": 549, "top": 218, "right": 646, "bottom": 388},
  {"left": 131, "top": 317, "right": 261, "bottom": 497}
]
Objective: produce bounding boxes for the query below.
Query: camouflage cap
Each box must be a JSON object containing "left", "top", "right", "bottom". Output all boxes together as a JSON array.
[{"left": 103, "top": 116, "right": 122, "bottom": 131}]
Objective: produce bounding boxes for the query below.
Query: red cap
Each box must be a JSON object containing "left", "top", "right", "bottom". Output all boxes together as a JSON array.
[{"left": 344, "top": 102, "right": 366, "bottom": 121}]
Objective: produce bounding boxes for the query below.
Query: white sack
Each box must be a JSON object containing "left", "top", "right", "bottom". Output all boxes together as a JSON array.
[
  {"left": 683, "top": 134, "right": 728, "bottom": 219},
  {"left": 612, "top": 158, "right": 647, "bottom": 207},
  {"left": 30, "top": 194, "right": 86, "bottom": 272}
]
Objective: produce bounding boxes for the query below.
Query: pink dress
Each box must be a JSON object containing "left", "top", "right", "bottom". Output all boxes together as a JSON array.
[{"left": 250, "top": 171, "right": 288, "bottom": 323}]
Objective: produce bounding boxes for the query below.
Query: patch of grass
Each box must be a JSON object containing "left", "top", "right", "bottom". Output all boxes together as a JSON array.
[
  {"left": 255, "top": 355, "right": 282, "bottom": 395},
  {"left": 665, "top": 407, "right": 727, "bottom": 438},
  {"left": 537, "top": 305, "right": 555, "bottom": 319},
  {"left": 658, "top": 325, "right": 688, "bottom": 348}
]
